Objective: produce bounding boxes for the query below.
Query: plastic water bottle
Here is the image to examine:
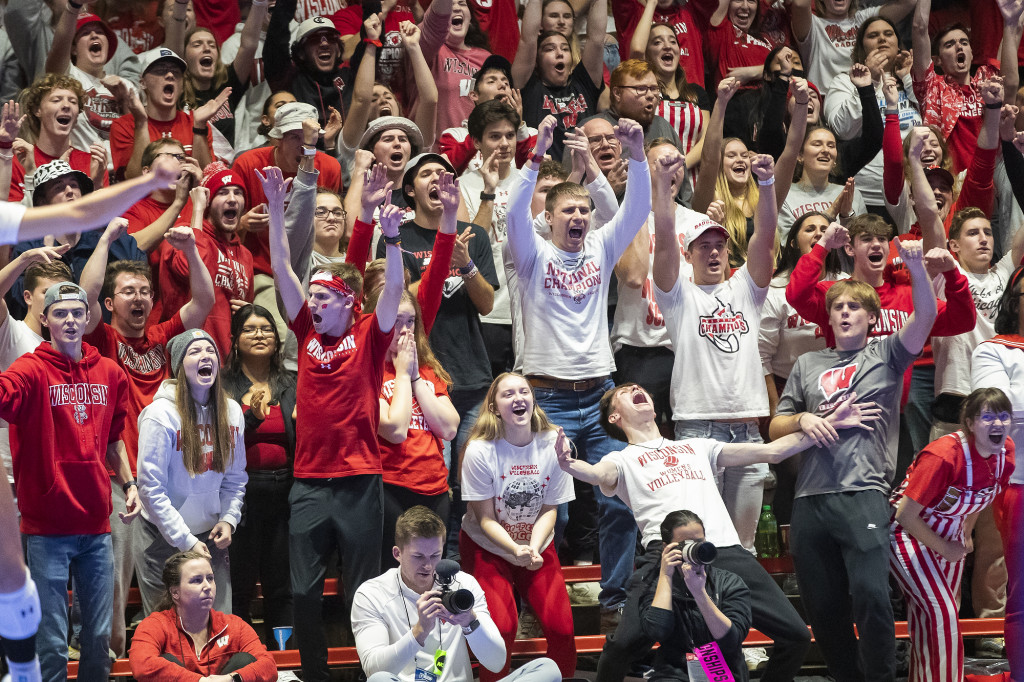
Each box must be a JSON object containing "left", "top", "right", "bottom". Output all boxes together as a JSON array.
[{"left": 755, "top": 504, "right": 779, "bottom": 559}]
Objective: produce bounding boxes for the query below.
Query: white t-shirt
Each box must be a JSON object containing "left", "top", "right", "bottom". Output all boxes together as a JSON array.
[
  {"left": 351, "top": 568, "right": 505, "bottom": 682},
  {"left": 602, "top": 438, "right": 742, "bottom": 549},
  {"left": 0, "top": 316, "right": 43, "bottom": 487},
  {"left": 506, "top": 160, "right": 651, "bottom": 379},
  {"left": 610, "top": 205, "right": 698, "bottom": 352},
  {"left": 759, "top": 272, "right": 847, "bottom": 379},
  {"left": 655, "top": 264, "right": 769, "bottom": 420},
  {"left": 460, "top": 166, "right": 518, "bottom": 325},
  {"left": 0, "top": 203, "right": 25, "bottom": 245},
  {"left": 778, "top": 180, "right": 868, "bottom": 240},
  {"left": 460, "top": 431, "right": 575, "bottom": 563},
  {"left": 797, "top": 8, "right": 878, "bottom": 97},
  {"left": 934, "top": 254, "right": 1016, "bottom": 396},
  {"left": 68, "top": 65, "right": 136, "bottom": 169}
]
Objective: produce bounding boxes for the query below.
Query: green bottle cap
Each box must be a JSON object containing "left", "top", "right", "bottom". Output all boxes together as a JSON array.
[{"left": 762, "top": 505, "right": 771, "bottom": 510}]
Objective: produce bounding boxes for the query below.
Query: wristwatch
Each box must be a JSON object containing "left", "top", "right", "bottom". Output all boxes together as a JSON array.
[
  {"left": 461, "top": 618, "right": 480, "bottom": 635},
  {"left": 122, "top": 479, "right": 138, "bottom": 494}
]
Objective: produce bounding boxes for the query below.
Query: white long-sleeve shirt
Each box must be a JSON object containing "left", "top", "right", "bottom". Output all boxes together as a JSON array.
[
  {"left": 351, "top": 568, "right": 505, "bottom": 681},
  {"left": 506, "top": 158, "right": 651, "bottom": 379},
  {"left": 136, "top": 380, "right": 247, "bottom": 551}
]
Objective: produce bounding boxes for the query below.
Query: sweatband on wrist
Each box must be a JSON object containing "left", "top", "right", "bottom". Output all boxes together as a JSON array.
[
  {"left": 757, "top": 176, "right": 775, "bottom": 186},
  {"left": 0, "top": 571, "right": 41, "bottom": 640},
  {"left": 986, "top": 101, "right": 1004, "bottom": 109}
]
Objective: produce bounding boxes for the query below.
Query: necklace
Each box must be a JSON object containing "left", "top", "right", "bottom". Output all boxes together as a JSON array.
[
  {"left": 632, "top": 437, "right": 667, "bottom": 451},
  {"left": 397, "top": 573, "right": 440, "bottom": 648}
]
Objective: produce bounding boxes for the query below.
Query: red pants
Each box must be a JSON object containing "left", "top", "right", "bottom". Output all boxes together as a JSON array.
[
  {"left": 996, "top": 484, "right": 1024, "bottom": 682},
  {"left": 459, "top": 531, "right": 576, "bottom": 681}
]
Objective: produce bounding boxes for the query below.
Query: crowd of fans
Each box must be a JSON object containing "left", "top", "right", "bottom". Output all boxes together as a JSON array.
[{"left": 0, "top": 0, "right": 1024, "bottom": 680}]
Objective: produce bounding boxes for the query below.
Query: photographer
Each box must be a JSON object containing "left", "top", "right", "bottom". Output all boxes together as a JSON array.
[
  {"left": 351, "top": 506, "right": 561, "bottom": 682},
  {"left": 640, "top": 511, "right": 751, "bottom": 681}
]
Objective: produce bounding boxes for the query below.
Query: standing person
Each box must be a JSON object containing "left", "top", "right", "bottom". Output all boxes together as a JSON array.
[
  {"left": 79, "top": 217, "right": 215, "bottom": 656},
  {"left": 1, "top": 282, "right": 136, "bottom": 682},
  {"left": 133, "top": 329, "right": 247, "bottom": 616},
  {"left": 128, "top": 551, "right": 278, "bottom": 682},
  {"left": 505, "top": 114, "right": 649, "bottom": 617},
  {"left": 222, "top": 304, "right": 298, "bottom": 641},
  {"left": 351, "top": 505, "right": 562, "bottom": 682},
  {"left": 770, "top": 238, "right": 940, "bottom": 682},
  {"left": 890, "top": 387, "right": 1015, "bottom": 682},
  {"left": 460, "top": 373, "right": 577, "bottom": 680},
  {"left": 261, "top": 162, "right": 405, "bottom": 682},
  {"left": 0, "top": 453, "right": 40, "bottom": 682}
]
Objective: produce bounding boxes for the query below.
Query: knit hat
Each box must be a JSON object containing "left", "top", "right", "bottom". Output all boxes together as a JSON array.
[
  {"left": 200, "top": 162, "right": 246, "bottom": 199},
  {"left": 167, "top": 329, "right": 218, "bottom": 376},
  {"left": 42, "top": 282, "right": 88, "bottom": 312}
]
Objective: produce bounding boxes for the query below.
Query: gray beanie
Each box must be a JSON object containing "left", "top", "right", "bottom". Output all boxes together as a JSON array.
[
  {"left": 167, "top": 329, "right": 218, "bottom": 376},
  {"left": 43, "top": 282, "right": 88, "bottom": 312}
]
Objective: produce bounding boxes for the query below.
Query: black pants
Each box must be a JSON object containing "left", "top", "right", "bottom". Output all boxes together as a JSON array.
[
  {"left": 791, "top": 491, "right": 895, "bottom": 682},
  {"left": 613, "top": 345, "right": 674, "bottom": 429},
  {"left": 481, "top": 323, "right": 515, "bottom": 378},
  {"left": 289, "top": 475, "right": 383, "bottom": 682},
  {"left": 596, "top": 543, "right": 810, "bottom": 682},
  {"left": 230, "top": 470, "right": 293, "bottom": 643},
  {"left": 381, "top": 484, "right": 450, "bottom": 569},
  {"left": 162, "top": 652, "right": 255, "bottom": 674}
]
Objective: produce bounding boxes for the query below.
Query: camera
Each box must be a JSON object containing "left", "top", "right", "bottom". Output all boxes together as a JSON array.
[
  {"left": 679, "top": 540, "right": 717, "bottom": 566},
  {"left": 433, "top": 559, "right": 475, "bottom": 614}
]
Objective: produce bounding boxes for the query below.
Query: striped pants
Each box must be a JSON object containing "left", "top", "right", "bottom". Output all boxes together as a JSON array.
[{"left": 890, "top": 529, "right": 965, "bottom": 682}]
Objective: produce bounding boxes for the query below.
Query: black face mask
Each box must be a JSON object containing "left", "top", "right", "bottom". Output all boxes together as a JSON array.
[{"left": 790, "top": 68, "right": 806, "bottom": 79}]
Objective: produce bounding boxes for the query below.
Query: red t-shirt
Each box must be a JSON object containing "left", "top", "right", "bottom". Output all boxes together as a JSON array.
[
  {"left": 612, "top": 0, "right": 711, "bottom": 88},
  {"left": 8, "top": 147, "right": 107, "bottom": 202},
  {"left": 158, "top": 219, "right": 254, "bottom": 358},
  {"left": 290, "top": 307, "right": 394, "bottom": 478},
  {"left": 231, "top": 145, "right": 342, "bottom": 275},
  {"left": 900, "top": 433, "right": 1015, "bottom": 509},
  {"left": 705, "top": 19, "right": 771, "bottom": 85},
  {"left": 122, "top": 195, "right": 191, "bottom": 325},
  {"left": 379, "top": 364, "right": 449, "bottom": 495},
  {"left": 243, "top": 403, "right": 289, "bottom": 470},
  {"left": 466, "top": 0, "right": 519, "bottom": 62},
  {"left": 193, "top": 1, "right": 241, "bottom": 44},
  {"left": 85, "top": 313, "right": 185, "bottom": 474},
  {"left": 109, "top": 111, "right": 213, "bottom": 180},
  {"left": 105, "top": 4, "right": 163, "bottom": 54}
]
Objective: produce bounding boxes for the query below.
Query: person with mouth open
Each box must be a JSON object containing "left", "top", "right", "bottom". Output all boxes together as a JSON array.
[
  {"left": 505, "top": 113, "right": 648, "bottom": 621},
  {"left": 771, "top": 237, "right": 941, "bottom": 682},
  {"left": 911, "top": 0, "right": 1024, "bottom": 174},
  {"left": 159, "top": 164, "right": 255, "bottom": 359},
  {"left": 262, "top": 160, "right": 406, "bottom": 682},
  {"left": 888, "top": 387, "right": 1015, "bottom": 682},
  {"left": 128, "top": 550, "right": 277, "bottom": 682},
  {"left": 132, "top": 328, "right": 247, "bottom": 616}
]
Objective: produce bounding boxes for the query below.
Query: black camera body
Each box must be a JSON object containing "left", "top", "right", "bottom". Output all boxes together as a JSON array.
[
  {"left": 679, "top": 540, "right": 717, "bottom": 566},
  {"left": 433, "top": 559, "right": 475, "bottom": 614}
]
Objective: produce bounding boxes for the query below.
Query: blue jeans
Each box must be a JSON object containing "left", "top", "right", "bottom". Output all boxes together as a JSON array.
[
  {"left": 25, "top": 533, "right": 113, "bottom": 682},
  {"left": 675, "top": 419, "right": 766, "bottom": 554},
  {"left": 534, "top": 379, "right": 636, "bottom": 609}
]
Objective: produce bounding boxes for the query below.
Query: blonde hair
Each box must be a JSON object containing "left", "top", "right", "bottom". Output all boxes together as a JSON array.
[
  {"left": 714, "top": 145, "right": 760, "bottom": 267},
  {"left": 825, "top": 279, "right": 881, "bottom": 319},
  {"left": 465, "top": 373, "right": 556, "bottom": 444}
]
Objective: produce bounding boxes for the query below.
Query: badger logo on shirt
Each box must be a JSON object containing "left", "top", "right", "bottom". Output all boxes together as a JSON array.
[
  {"left": 818, "top": 363, "right": 858, "bottom": 402},
  {"left": 698, "top": 298, "right": 748, "bottom": 353}
]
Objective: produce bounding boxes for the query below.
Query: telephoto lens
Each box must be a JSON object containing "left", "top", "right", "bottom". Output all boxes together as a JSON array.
[
  {"left": 679, "top": 540, "right": 717, "bottom": 565},
  {"left": 433, "top": 559, "right": 476, "bottom": 614}
]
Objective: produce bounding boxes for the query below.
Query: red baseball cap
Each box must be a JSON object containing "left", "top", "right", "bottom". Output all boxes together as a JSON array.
[{"left": 74, "top": 14, "right": 118, "bottom": 58}]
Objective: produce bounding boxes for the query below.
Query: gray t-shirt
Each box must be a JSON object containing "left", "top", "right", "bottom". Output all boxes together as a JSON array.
[{"left": 777, "top": 334, "right": 915, "bottom": 497}]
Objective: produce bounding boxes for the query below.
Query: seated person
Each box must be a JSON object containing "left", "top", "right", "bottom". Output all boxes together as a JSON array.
[
  {"left": 351, "top": 506, "right": 561, "bottom": 682},
  {"left": 640, "top": 510, "right": 752, "bottom": 681},
  {"left": 128, "top": 550, "right": 277, "bottom": 682}
]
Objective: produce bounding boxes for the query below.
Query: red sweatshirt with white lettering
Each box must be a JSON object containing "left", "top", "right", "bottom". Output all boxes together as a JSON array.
[{"left": 0, "top": 341, "right": 128, "bottom": 535}]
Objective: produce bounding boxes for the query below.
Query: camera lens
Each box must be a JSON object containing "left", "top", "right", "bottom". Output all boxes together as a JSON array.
[{"left": 441, "top": 587, "right": 475, "bottom": 615}]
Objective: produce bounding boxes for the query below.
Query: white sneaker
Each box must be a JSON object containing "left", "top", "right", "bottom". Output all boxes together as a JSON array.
[{"left": 743, "top": 647, "right": 769, "bottom": 671}]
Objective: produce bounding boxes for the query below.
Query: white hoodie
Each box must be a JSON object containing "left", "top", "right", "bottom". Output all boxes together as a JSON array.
[{"left": 137, "top": 380, "right": 247, "bottom": 551}]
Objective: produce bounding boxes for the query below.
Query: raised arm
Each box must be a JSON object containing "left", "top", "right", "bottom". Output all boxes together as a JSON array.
[
  {"left": 0, "top": 102, "right": 19, "bottom": 202},
  {"left": 790, "top": 0, "right": 812, "bottom": 43},
  {"left": 905, "top": 128, "right": 944, "bottom": 253},
  {"left": 615, "top": 221, "right": 651, "bottom": 288},
  {"left": 162, "top": 0, "right": 189, "bottom": 56},
  {"left": 582, "top": 0, "right": 608, "bottom": 87},
  {"left": 507, "top": 116, "right": 556, "bottom": 266},
  {"left": 628, "top": 0, "right": 658, "bottom": 59},
  {"left": 895, "top": 239, "right": 939, "bottom": 355},
  {"left": 604, "top": 119, "right": 652, "bottom": 259},
  {"left": 131, "top": 158, "right": 198, "bottom": 253},
  {"left": 512, "top": 0, "right": 542, "bottom": 88},
  {"left": 17, "top": 160, "right": 177, "bottom": 244},
  {"left": 231, "top": 0, "right": 269, "bottom": 84},
  {"left": 341, "top": 16, "right": 381, "bottom": 151},
  {"left": 692, "top": 77, "right": 740, "bottom": 213},
  {"left": 651, "top": 147, "right": 685, "bottom": 293},
  {"left": 997, "top": 0, "right": 1024, "bottom": 97},
  {"left": 259, "top": 166, "right": 305, "bottom": 322},
  {"left": 80, "top": 219, "right": 127, "bottom": 334},
  {"left": 419, "top": 171, "right": 460, "bottom": 335},
  {"left": 774, "top": 78, "right": 810, "bottom": 207},
  {"left": 747, "top": 154, "right": 777, "bottom": 288},
  {"left": 375, "top": 193, "right": 404, "bottom": 333},
  {"left": 402, "top": 22, "right": 439, "bottom": 149},
  {"left": 554, "top": 427, "right": 620, "bottom": 495},
  {"left": 0, "top": 243, "right": 70, "bottom": 326},
  {"left": 43, "top": 0, "right": 78, "bottom": 76},
  {"left": 911, "top": 0, "right": 932, "bottom": 83},
  {"left": 165, "top": 223, "right": 215, "bottom": 329},
  {"left": 878, "top": 0, "right": 917, "bottom": 24},
  {"left": 264, "top": 0, "right": 298, "bottom": 89}
]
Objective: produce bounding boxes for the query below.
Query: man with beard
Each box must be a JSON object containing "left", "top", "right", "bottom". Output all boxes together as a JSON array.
[
  {"left": 79, "top": 216, "right": 215, "bottom": 656},
  {"left": 159, "top": 164, "right": 254, "bottom": 358}
]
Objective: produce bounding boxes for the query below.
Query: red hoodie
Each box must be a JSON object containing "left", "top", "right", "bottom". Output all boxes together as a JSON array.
[
  {"left": 1, "top": 342, "right": 129, "bottom": 535},
  {"left": 159, "top": 219, "right": 254, "bottom": 359},
  {"left": 129, "top": 608, "right": 277, "bottom": 682}
]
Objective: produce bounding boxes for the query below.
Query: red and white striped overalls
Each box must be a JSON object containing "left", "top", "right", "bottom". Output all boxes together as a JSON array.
[{"left": 889, "top": 432, "right": 1007, "bottom": 682}]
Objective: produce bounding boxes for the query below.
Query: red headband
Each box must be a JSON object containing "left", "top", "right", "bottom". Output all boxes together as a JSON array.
[{"left": 310, "top": 271, "right": 355, "bottom": 299}]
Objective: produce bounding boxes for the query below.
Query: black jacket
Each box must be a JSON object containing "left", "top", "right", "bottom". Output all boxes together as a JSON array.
[{"left": 221, "top": 366, "right": 298, "bottom": 463}]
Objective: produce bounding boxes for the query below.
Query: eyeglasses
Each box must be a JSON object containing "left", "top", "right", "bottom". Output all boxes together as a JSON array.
[
  {"left": 115, "top": 288, "right": 153, "bottom": 299},
  {"left": 154, "top": 152, "right": 187, "bottom": 162},
  {"left": 241, "top": 326, "right": 275, "bottom": 336},
  {"left": 314, "top": 207, "right": 346, "bottom": 220},
  {"left": 979, "top": 412, "right": 1012, "bottom": 425},
  {"left": 616, "top": 84, "right": 663, "bottom": 99},
  {"left": 587, "top": 134, "right": 619, "bottom": 147}
]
